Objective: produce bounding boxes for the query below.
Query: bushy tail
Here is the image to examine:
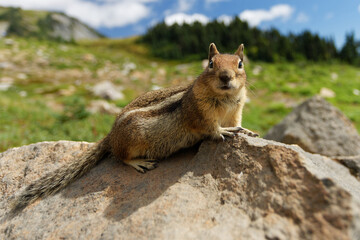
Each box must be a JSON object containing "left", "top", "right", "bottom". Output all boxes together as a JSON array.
[{"left": 9, "top": 138, "right": 110, "bottom": 215}]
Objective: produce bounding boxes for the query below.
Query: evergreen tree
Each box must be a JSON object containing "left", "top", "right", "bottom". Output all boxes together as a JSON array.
[
  {"left": 141, "top": 17, "right": 343, "bottom": 64},
  {"left": 340, "top": 32, "right": 360, "bottom": 64}
]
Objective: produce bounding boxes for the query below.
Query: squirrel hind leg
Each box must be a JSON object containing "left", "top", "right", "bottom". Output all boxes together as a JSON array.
[{"left": 123, "top": 159, "right": 158, "bottom": 173}]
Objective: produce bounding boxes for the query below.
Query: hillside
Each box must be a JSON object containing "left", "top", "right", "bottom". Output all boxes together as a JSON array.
[
  {"left": 0, "top": 36, "right": 359, "bottom": 152},
  {"left": 0, "top": 7, "right": 103, "bottom": 41}
]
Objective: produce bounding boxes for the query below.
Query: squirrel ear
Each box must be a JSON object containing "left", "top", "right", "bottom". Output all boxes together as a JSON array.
[
  {"left": 208, "top": 43, "right": 219, "bottom": 61},
  {"left": 235, "top": 44, "right": 244, "bottom": 61}
]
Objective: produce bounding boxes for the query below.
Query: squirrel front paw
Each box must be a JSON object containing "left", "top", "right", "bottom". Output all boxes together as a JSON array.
[
  {"left": 215, "top": 127, "right": 243, "bottom": 141},
  {"left": 237, "top": 127, "right": 259, "bottom": 137}
]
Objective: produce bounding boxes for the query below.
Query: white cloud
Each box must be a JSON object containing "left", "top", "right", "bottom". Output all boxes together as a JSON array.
[
  {"left": 178, "top": 0, "right": 196, "bottom": 12},
  {"left": 358, "top": 4, "right": 360, "bottom": 13},
  {"left": 67, "top": 1, "right": 151, "bottom": 28},
  {"left": 217, "top": 15, "right": 233, "bottom": 25},
  {"left": 296, "top": 12, "right": 309, "bottom": 23},
  {"left": 0, "top": 0, "right": 155, "bottom": 28},
  {"left": 239, "top": 4, "right": 294, "bottom": 27},
  {"left": 164, "top": 13, "right": 209, "bottom": 25},
  {"left": 164, "top": 0, "right": 195, "bottom": 16}
]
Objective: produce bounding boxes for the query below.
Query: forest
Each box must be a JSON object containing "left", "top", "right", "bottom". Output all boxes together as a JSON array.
[{"left": 141, "top": 17, "right": 360, "bottom": 65}]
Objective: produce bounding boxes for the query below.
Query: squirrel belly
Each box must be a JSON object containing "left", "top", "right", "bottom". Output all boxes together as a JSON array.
[{"left": 8, "top": 43, "right": 258, "bottom": 216}]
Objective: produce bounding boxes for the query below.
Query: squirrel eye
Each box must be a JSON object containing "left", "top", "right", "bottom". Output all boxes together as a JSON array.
[
  {"left": 238, "top": 61, "right": 243, "bottom": 68},
  {"left": 209, "top": 60, "right": 213, "bottom": 68}
]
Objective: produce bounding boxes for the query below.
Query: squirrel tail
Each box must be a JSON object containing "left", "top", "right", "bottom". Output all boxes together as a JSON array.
[{"left": 9, "top": 137, "right": 110, "bottom": 215}]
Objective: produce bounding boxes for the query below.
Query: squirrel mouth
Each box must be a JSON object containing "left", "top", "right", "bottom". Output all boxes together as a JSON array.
[{"left": 220, "top": 84, "right": 232, "bottom": 90}]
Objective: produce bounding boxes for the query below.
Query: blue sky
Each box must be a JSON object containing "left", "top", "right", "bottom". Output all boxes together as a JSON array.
[{"left": 1, "top": 0, "right": 360, "bottom": 48}]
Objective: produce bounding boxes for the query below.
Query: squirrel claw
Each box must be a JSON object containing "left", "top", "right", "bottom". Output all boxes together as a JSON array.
[
  {"left": 124, "top": 159, "right": 159, "bottom": 173},
  {"left": 237, "top": 128, "right": 259, "bottom": 137},
  {"left": 220, "top": 134, "right": 226, "bottom": 142}
]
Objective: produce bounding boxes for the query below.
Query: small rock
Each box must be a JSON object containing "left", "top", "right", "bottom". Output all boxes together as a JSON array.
[
  {"left": 19, "top": 91, "right": 27, "bottom": 97},
  {"left": 319, "top": 87, "right": 335, "bottom": 98},
  {"left": 0, "top": 83, "right": 12, "bottom": 91},
  {"left": 0, "top": 61, "right": 14, "bottom": 70},
  {"left": 16, "top": 73, "right": 27, "bottom": 80},
  {"left": 157, "top": 68, "right": 166, "bottom": 76},
  {"left": 35, "top": 57, "right": 49, "bottom": 66},
  {"left": 252, "top": 65, "right": 263, "bottom": 76},
  {"left": 151, "top": 85, "right": 162, "bottom": 91},
  {"left": 58, "top": 86, "right": 76, "bottom": 96},
  {"left": 176, "top": 63, "right": 190, "bottom": 72},
  {"left": 130, "top": 71, "right": 148, "bottom": 82},
  {"left": 4, "top": 38, "right": 14, "bottom": 45},
  {"left": 83, "top": 53, "right": 96, "bottom": 63},
  {"left": 330, "top": 72, "right": 338, "bottom": 81},
  {"left": 36, "top": 49, "right": 45, "bottom": 57},
  {"left": 75, "top": 80, "right": 82, "bottom": 86},
  {"left": 59, "top": 45, "right": 68, "bottom": 52},
  {"left": 186, "top": 76, "right": 193, "bottom": 81},
  {"left": 121, "top": 62, "right": 136, "bottom": 75},
  {"left": 91, "top": 81, "right": 124, "bottom": 100},
  {"left": 87, "top": 100, "right": 122, "bottom": 115},
  {"left": 353, "top": 89, "right": 360, "bottom": 96},
  {"left": 287, "top": 83, "right": 297, "bottom": 89}
]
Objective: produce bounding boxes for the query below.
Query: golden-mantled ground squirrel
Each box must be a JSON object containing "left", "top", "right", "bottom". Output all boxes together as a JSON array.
[{"left": 10, "top": 43, "right": 258, "bottom": 214}]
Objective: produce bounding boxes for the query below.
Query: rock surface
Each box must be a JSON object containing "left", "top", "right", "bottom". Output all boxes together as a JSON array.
[
  {"left": 336, "top": 155, "right": 360, "bottom": 180},
  {"left": 265, "top": 96, "right": 360, "bottom": 157},
  {"left": 1, "top": 136, "right": 360, "bottom": 240}
]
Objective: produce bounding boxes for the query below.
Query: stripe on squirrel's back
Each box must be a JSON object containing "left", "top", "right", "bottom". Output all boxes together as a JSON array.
[
  {"left": 124, "top": 85, "right": 189, "bottom": 111},
  {"left": 116, "top": 90, "right": 186, "bottom": 126}
]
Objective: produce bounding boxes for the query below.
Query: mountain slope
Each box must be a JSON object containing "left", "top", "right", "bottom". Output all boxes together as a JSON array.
[{"left": 0, "top": 7, "right": 103, "bottom": 41}]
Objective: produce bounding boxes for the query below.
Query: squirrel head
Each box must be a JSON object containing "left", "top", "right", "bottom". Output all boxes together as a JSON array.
[{"left": 198, "top": 43, "right": 246, "bottom": 96}]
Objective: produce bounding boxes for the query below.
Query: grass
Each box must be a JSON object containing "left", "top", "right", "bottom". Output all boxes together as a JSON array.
[
  {"left": 243, "top": 61, "right": 360, "bottom": 134},
  {"left": 1, "top": 36, "right": 359, "bottom": 152}
]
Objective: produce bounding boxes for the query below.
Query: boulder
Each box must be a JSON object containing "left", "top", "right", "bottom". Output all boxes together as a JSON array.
[
  {"left": 1, "top": 136, "right": 360, "bottom": 239},
  {"left": 265, "top": 96, "right": 360, "bottom": 157}
]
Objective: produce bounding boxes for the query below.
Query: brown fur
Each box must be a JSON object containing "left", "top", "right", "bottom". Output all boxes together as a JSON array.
[{"left": 9, "top": 43, "right": 257, "bottom": 215}]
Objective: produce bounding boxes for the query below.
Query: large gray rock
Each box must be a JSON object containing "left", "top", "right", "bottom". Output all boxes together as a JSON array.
[
  {"left": 49, "top": 13, "right": 102, "bottom": 41},
  {"left": 265, "top": 96, "right": 360, "bottom": 157},
  {"left": 1, "top": 136, "right": 360, "bottom": 240}
]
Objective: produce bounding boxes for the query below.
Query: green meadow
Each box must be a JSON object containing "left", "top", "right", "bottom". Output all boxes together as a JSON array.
[{"left": 1, "top": 37, "right": 359, "bottom": 152}]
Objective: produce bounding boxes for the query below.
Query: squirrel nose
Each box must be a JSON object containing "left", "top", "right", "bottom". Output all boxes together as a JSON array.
[{"left": 219, "top": 71, "right": 233, "bottom": 83}]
